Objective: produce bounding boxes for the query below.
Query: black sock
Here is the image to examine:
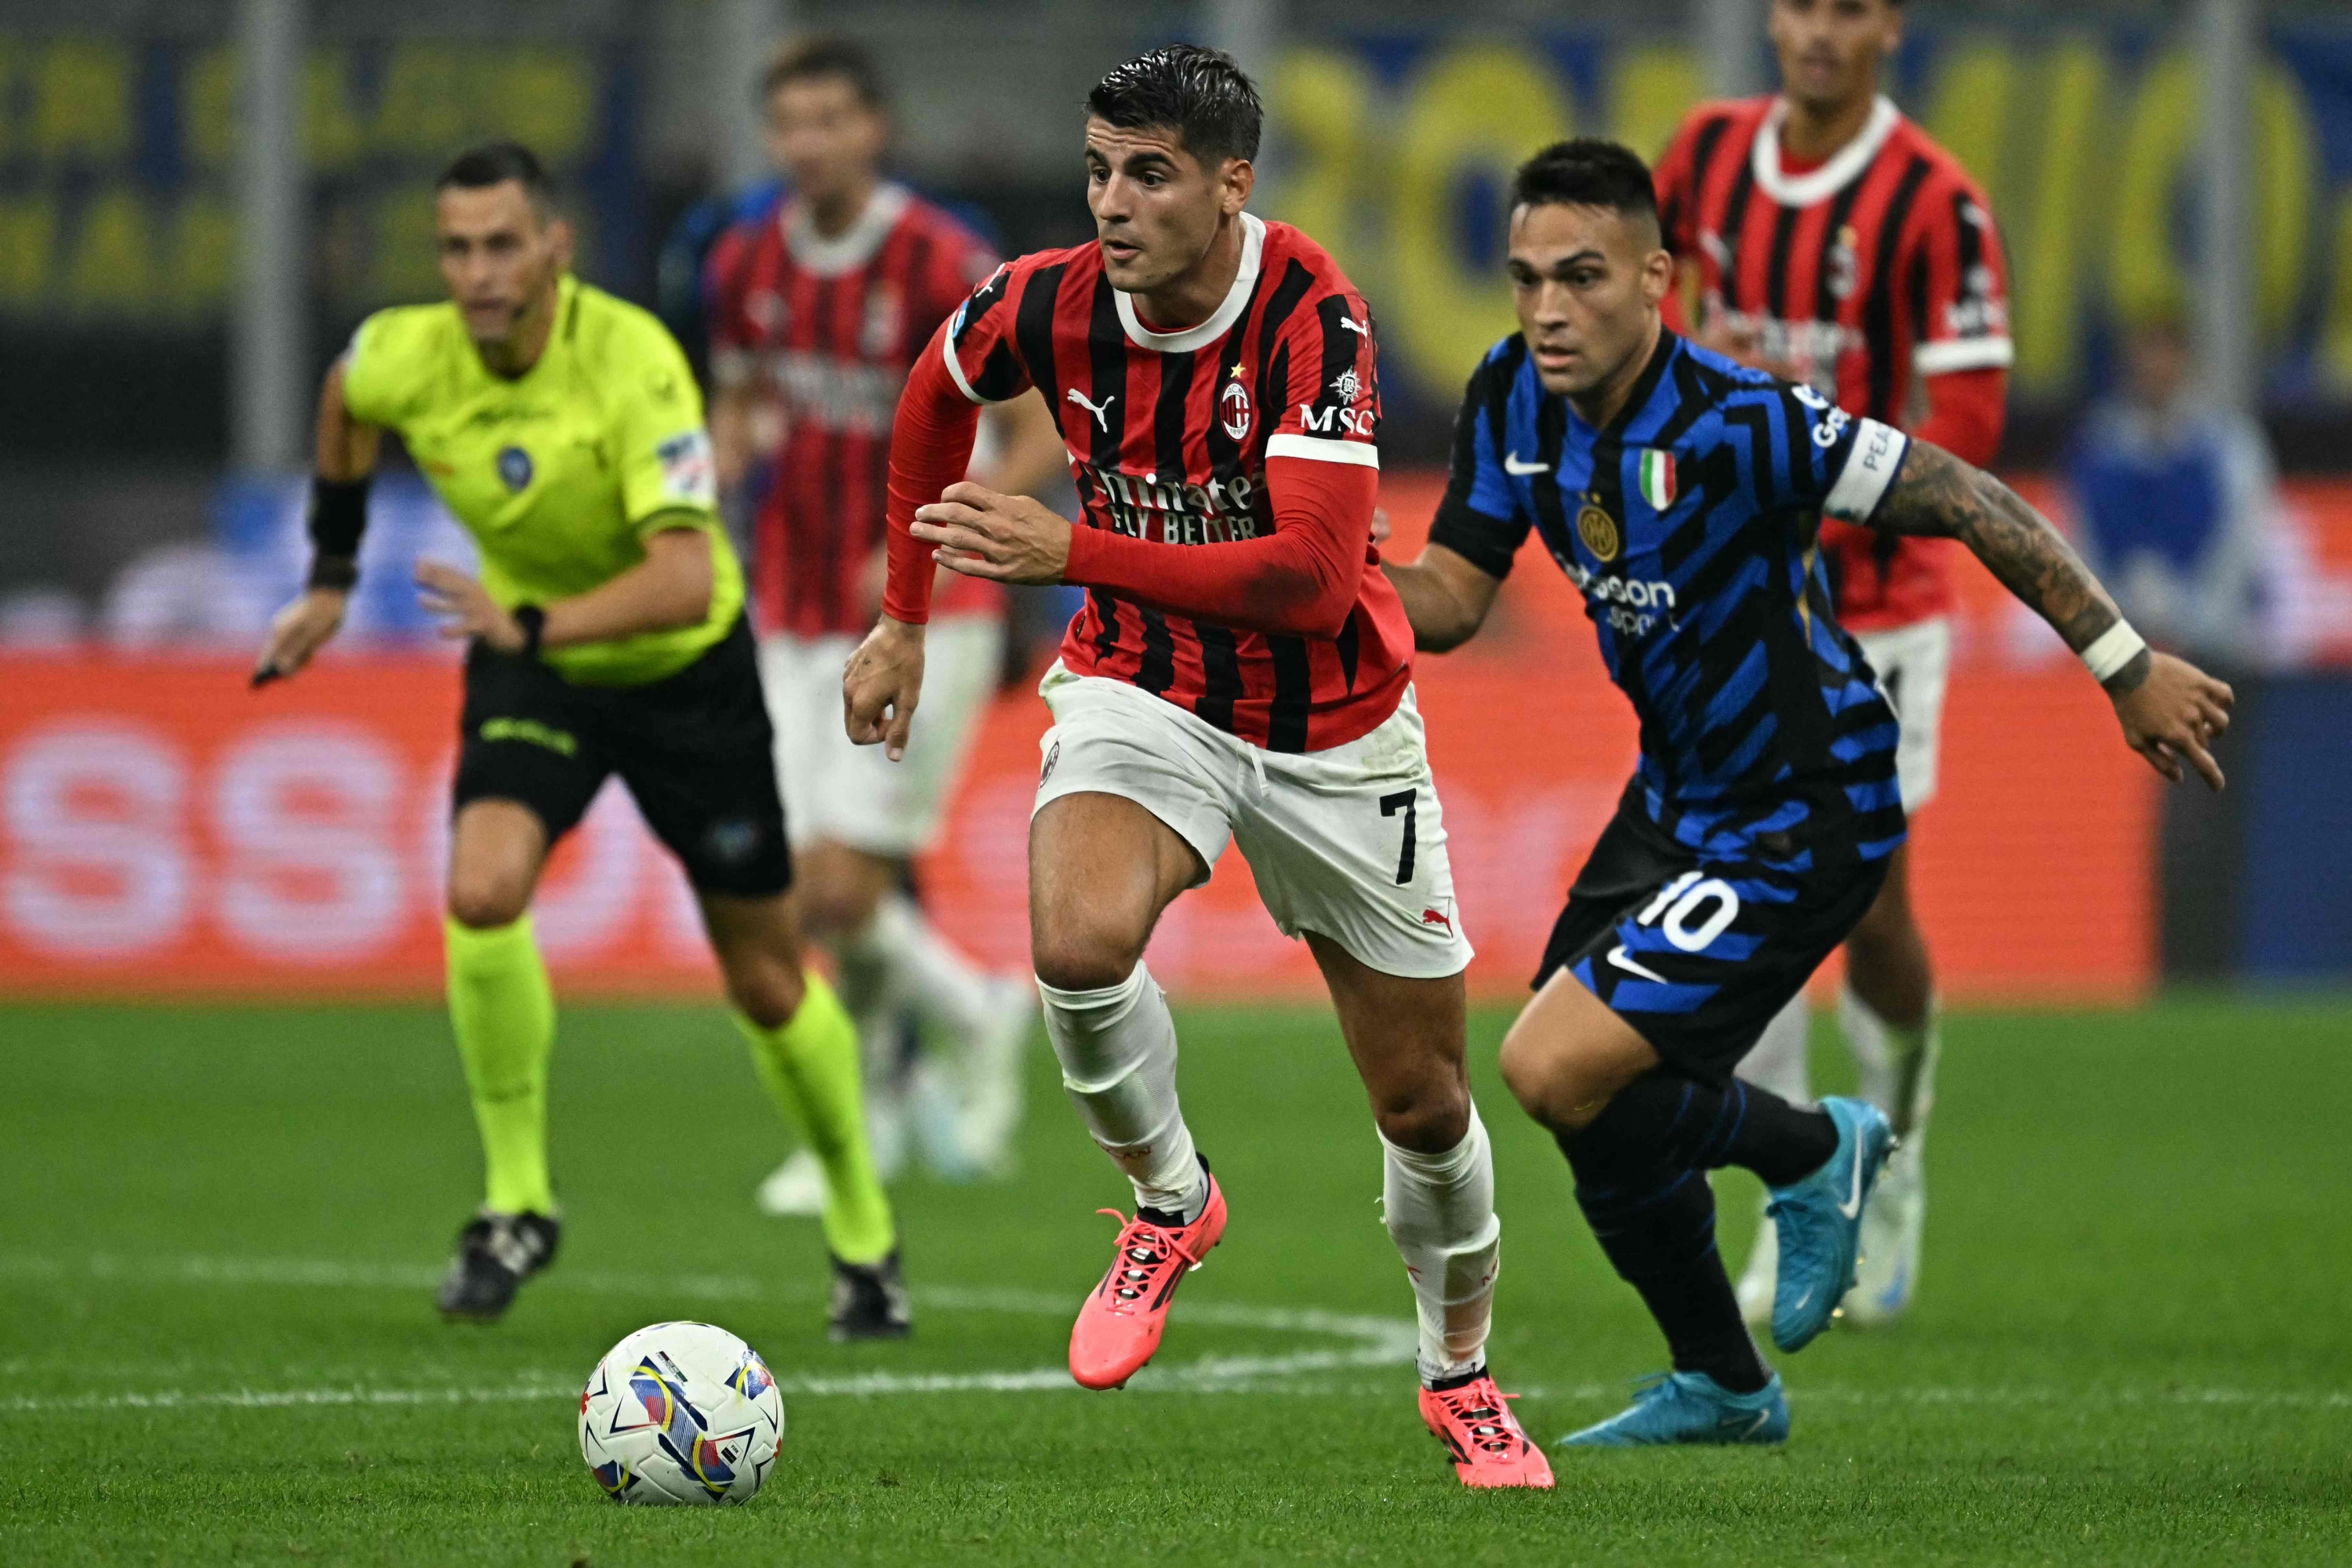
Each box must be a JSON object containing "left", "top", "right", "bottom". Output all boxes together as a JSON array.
[
  {"left": 1135, "top": 1153, "right": 1212, "bottom": 1229},
  {"left": 1560, "top": 1142, "right": 1769, "bottom": 1394},
  {"left": 1592, "top": 1070, "right": 1836, "bottom": 1189}
]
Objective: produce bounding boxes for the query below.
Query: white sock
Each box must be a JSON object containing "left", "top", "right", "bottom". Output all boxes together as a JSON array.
[
  {"left": 848, "top": 892, "right": 997, "bottom": 1040},
  {"left": 1839, "top": 984, "right": 1940, "bottom": 1136},
  {"left": 1739, "top": 993, "right": 1813, "bottom": 1105},
  {"left": 1381, "top": 1105, "right": 1501, "bottom": 1384},
  {"left": 1038, "top": 963, "right": 1204, "bottom": 1220}
]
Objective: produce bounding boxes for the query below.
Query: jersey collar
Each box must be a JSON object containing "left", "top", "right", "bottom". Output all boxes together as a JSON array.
[
  {"left": 1752, "top": 94, "right": 1900, "bottom": 208},
  {"left": 1558, "top": 327, "right": 1680, "bottom": 441},
  {"left": 783, "top": 181, "right": 909, "bottom": 277},
  {"left": 1112, "top": 212, "right": 1264, "bottom": 354}
]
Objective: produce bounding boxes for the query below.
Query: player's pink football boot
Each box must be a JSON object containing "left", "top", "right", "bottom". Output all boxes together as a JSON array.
[
  {"left": 1068, "top": 1172, "right": 1228, "bottom": 1390},
  {"left": 1418, "top": 1373, "right": 1555, "bottom": 1489}
]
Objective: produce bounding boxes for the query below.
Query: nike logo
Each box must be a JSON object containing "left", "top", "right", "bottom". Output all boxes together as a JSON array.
[
  {"left": 1836, "top": 1148, "right": 1865, "bottom": 1219},
  {"left": 1606, "top": 944, "right": 1669, "bottom": 984},
  {"left": 1066, "top": 388, "right": 1116, "bottom": 430},
  {"left": 1503, "top": 452, "right": 1549, "bottom": 476},
  {"left": 1718, "top": 1410, "right": 1771, "bottom": 1438}
]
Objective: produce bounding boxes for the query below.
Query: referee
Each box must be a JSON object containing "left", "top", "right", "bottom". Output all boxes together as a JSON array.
[{"left": 253, "top": 142, "right": 907, "bottom": 1339}]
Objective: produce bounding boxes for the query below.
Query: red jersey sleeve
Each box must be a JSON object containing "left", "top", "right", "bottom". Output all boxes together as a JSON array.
[
  {"left": 938, "top": 258, "right": 1033, "bottom": 405},
  {"left": 1911, "top": 365, "right": 2007, "bottom": 470},
  {"left": 1904, "top": 172, "right": 2013, "bottom": 381},
  {"left": 1652, "top": 107, "right": 1711, "bottom": 263},
  {"left": 882, "top": 320, "right": 982, "bottom": 624},
  {"left": 1264, "top": 287, "right": 1381, "bottom": 472},
  {"left": 1062, "top": 457, "right": 1374, "bottom": 640},
  {"left": 701, "top": 221, "right": 760, "bottom": 389},
  {"left": 1653, "top": 107, "right": 1715, "bottom": 336}
]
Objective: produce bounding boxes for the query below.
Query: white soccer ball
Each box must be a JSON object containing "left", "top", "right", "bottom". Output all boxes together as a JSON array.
[{"left": 578, "top": 1320, "right": 785, "bottom": 1505}]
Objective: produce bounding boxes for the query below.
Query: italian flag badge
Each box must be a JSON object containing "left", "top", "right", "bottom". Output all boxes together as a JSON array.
[{"left": 1637, "top": 448, "right": 1677, "bottom": 511}]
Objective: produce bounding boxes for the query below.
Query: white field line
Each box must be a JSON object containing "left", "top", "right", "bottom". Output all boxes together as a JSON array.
[
  {"left": 0, "top": 1252, "right": 1417, "bottom": 1410},
  {"left": 5, "top": 1256, "right": 2348, "bottom": 1417},
  {"left": 9, "top": 1377, "right": 2351, "bottom": 1419}
]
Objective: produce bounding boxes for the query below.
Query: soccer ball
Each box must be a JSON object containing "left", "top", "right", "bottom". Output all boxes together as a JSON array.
[{"left": 578, "top": 1321, "right": 785, "bottom": 1505}]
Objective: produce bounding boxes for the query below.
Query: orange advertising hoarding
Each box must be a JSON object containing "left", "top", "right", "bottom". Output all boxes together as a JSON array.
[{"left": 0, "top": 494, "right": 2158, "bottom": 1004}]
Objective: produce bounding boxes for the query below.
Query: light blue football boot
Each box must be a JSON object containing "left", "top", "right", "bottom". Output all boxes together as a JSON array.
[
  {"left": 1558, "top": 1370, "right": 1789, "bottom": 1447},
  {"left": 1767, "top": 1095, "right": 1895, "bottom": 1352}
]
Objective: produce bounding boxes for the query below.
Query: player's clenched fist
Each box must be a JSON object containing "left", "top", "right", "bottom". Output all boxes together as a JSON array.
[
  {"left": 843, "top": 616, "right": 926, "bottom": 761},
  {"left": 911, "top": 482, "right": 1073, "bottom": 586},
  {"left": 252, "top": 587, "right": 349, "bottom": 687},
  {"left": 2108, "top": 652, "right": 2235, "bottom": 792}
]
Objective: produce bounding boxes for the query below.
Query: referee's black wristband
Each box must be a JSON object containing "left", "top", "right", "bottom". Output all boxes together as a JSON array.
[
  {"left": 307, "top": 474, "right": 372, "bottom": 560},
  {"left": 306, "top": 554, "right": 359, "bottom": 592},
  {"left": 513, "top": 604, "right": 547, "bottom": 660}
]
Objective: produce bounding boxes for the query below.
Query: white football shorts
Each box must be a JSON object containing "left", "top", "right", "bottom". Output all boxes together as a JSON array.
[
  {"left": 1029, "top": 662, "right": 1474, "bottom": 980},
  {"left": 760, "top": 616, "right": 1004, "bottom": 858},
  {"left": 1853, "top": 615, "right": 1951, "bottom": 815}
]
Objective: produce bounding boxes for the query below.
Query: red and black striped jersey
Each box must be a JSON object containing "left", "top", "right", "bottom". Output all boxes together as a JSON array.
[
  {"left": 939, "top": 213, "right": 1411, "bottom": 753},
  {"left": 706, "top": 183, "right": 1004, "bottom": 637},
  {"left": 1654, "top": 95, "right": 2011, "bottom": 630}
]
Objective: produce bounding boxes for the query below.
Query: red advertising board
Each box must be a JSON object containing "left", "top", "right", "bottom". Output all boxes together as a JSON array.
[{"left": 0, "top": 479, "right": 2161, "bottom": 1004}]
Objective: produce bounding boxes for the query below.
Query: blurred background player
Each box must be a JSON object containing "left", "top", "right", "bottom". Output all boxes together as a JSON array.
[
  {"left": 704, "top": 38, "right": 1068, "bottom": 1211},
  {"left": 1651, "top": 0, "right": 2012, "bottom": 1326},
  {"left": 252, "top": 142, "right": 908, "bottom": 1339},
  {"left": 851, "top": 46, "right": 1552, "bottom": 1489}
]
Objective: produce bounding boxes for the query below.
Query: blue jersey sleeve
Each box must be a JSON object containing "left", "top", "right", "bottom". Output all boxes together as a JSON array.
[
  {"left": 1427, "top": 344, "right": 1533, "bottom": 579},
  {"left": 1737, "top": 380, "right": 1911, "bottom": 526}
]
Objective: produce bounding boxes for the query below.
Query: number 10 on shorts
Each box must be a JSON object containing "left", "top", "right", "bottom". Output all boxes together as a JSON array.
[{"left": 1637, "top": 870, "right": 1742, "bottom": 953}]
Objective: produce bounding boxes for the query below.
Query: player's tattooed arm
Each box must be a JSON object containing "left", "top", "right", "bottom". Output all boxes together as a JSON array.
[
  {"left": 1869, "top": 441, "right": 2139, "bottom": 688},
  {"left": 1867, "top": 439, "right": 2238, "bottom": 789}
]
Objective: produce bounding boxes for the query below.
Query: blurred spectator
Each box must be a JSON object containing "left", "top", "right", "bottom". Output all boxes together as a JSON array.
[
  {"left": 2068, "top": 315, "right": 2281, "bottom": 676},
  {"left": 0, "top": 587, "right": 85, "bottom": 648},
  {"left": 102, "top": 544, "right": 270, "bottom": 649},
  {"left": 2069, "top": 315, "right": 2277, "bottom": 980}
]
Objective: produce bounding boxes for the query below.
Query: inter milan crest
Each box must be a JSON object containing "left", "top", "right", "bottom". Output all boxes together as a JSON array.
[
  {"left": 496, "top": 445, "right": 533, "bottom": 492},
  {"left": 1577, "top": 496, "right": 1621, "bottom": 562}
]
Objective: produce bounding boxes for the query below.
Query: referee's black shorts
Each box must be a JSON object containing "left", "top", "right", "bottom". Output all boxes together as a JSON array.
[{"left": 452, "top": 615, "right": 791, "bottom": 898}]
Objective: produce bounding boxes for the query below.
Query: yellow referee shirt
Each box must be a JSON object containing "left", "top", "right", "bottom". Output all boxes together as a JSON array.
[{"left": 342, "top": 273, "right": 745, "bottom": 686}]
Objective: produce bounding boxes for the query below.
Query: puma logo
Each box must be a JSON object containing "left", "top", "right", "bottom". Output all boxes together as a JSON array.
[
  {"left": 1339, "top": 315, "right": 1370, "bottom": 338},
  {"left": 1066, "top": 388, "right": 1117, "bottom": 430}
]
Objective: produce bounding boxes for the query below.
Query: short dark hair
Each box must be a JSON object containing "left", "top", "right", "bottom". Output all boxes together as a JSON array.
[
  {"left": 437, "top": 140, "right": 554, "bottom": 208},
  {"left": 1511, "top": 138, "right": 1661, "bottom": 236},
  {"left": 1086, "top": 45, "right": 1261, "bottom": 166},
  {"left": 763, "top": 35, "right": 888, "bottom": 111}
]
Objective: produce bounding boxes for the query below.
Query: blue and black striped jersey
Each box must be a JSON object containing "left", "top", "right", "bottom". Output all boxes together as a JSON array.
[{"left": 1431, "top": 328, "right": 1911, "bottom": 862}]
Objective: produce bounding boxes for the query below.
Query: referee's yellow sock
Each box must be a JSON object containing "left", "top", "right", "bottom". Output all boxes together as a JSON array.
[
  {"left": 445, "top": 913, "right": 557, "bottom": 1217},
  {"left": 735, "top": 975, "right": 895, "bottom": 1265}
]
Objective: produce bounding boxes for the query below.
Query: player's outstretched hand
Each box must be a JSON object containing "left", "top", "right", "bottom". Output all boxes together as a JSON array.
[
  {"left": 844, "top": 616, "right": 926, "bottom": 762},
  {"left": 910, "top": 483, "right": 1073, "bottom": 586},
  {"left": 252, "top": 587, "right": 349, "bottom": 687},
  {"left": 416, "top": 561, "right": 524, "bottom": 652},
  {"left": 2111, "top": 651, "right": 2234, "bottom": 791}
]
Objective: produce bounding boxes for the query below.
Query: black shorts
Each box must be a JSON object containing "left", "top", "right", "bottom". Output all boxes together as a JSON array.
[
  {"left": 452, "top": 615, "right": 791, "bottom": 898},
  {"left": 1534, "top": 781, "right": 1890, "bottom": 1085}
]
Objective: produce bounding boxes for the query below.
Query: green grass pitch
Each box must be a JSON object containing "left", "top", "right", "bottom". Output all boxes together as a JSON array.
[{"left": 4, "top": 994, "right": 2348, "bottom": 1565}]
